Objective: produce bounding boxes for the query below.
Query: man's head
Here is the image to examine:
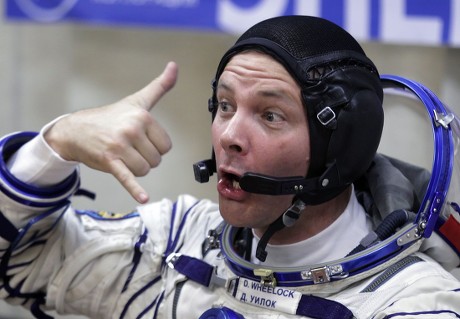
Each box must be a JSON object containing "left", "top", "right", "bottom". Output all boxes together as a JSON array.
[
  {"left": 212, "top": 50, "right": 310, "bottom": 229},
  {"left": 207, "top": 15, "right": 384, "bottom": 208}
]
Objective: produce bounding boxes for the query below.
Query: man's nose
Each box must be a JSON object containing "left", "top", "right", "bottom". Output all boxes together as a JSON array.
[{"left": 219, "top": 113, "right": 249, "bottom": 155}]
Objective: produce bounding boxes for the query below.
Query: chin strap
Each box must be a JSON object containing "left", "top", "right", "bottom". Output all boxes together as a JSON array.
[{"left": 256, "top": 200, "right": 306, "bottom": 262}]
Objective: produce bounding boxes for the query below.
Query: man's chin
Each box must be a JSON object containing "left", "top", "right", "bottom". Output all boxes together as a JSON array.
[{"left": 219, "top": 201, "right": 250, "bottom": 227}]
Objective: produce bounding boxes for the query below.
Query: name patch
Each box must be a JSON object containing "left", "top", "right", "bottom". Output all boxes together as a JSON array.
[{"left": 234, "top": 278, "right": 302, "bottom": 313}]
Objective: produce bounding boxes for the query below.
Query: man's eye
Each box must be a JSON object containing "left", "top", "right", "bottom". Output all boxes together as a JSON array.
[
  {"left": 218, "top": 102, "right": 233, "bottom": 113},
  {"left": 263, "top": 111, "right": 283, "bottom": 122}
]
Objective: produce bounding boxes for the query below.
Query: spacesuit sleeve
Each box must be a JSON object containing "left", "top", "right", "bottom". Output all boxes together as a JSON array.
[
  {"left": 0, "top": 131, "right": 169, "bottom": 318},
  {"left": 6, "top": 115, "right": 78, "bottom": 188}
]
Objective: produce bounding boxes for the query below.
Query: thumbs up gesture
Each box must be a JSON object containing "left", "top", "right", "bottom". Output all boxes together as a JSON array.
[{"left": 45, "top": 62, "right": 178, "bottom": 203}]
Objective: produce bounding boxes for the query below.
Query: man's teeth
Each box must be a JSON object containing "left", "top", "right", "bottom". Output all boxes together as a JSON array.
[{"left": 232, "top": 179, "right": 241, "bottom": 190}]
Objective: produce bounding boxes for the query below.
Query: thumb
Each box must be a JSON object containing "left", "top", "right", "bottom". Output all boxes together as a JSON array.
[{"left": 135, "top": 61, "right": 178, "bottom": 111}]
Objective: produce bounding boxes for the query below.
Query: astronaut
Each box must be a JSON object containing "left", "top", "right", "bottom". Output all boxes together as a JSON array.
[{"left": 0, "top": 15, "right": 459, "bottom": 319}]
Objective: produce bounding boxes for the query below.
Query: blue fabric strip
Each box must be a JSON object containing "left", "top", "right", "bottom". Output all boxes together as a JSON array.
[
  {"left": 164, "top": 199, "right": 201, "bottom": 259},
  {"left": 383, "top": 310, "right": 460, "bottom": 318},
  {"left": 119, "top": 276, "right": 162, "bottom": 319},
  {"left": 172, "top": 255, "right": 214, "bottom": 287},
  {"left": 296, "top": 294, "right": 353, "bottom": 319},
  {"left": 0, "top": 204, "right": 68, "bottom": 300},
  {"left": 152, "top": 290, "right": 165, "bottom": 319},
  {"left": 122, "top": 228, "right": 149, "bottom": 292},
  {"left": 0, "top": 210, "right": 19, "bottom": 242},
  {"left": 0, "top": 132, "right": 80, "bottom": 207}
]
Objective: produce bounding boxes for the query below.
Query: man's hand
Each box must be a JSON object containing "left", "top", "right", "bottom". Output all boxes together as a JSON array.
[{"left": 45, "top": 61, "right": 178, "bottom": 204}]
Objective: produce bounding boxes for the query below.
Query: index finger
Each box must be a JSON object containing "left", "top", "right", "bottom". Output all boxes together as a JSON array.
[
  {"left": 137, "top": 61, "right": 178, "bottom": 111},
  {"left": 109, "top": 159, "right": 150, "bottom": 204}
]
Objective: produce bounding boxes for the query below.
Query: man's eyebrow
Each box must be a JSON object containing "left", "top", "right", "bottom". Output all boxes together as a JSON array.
[
  {"left": 216, "top": 81, "right": 233, "bottom": 93},
  {"left": 217, "top": 81, "right": 291, "bottom": 99},
  {"left": 257, "top": 89, "right": 289, "bottom": 99}
]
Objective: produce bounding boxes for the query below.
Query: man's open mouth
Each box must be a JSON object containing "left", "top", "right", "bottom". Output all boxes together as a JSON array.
[
  {"left": 224, "top": 172, "right": 241, "bottom": 190},
  {"left": 217, "top": 169, "right": 249, "bottom": 200}
]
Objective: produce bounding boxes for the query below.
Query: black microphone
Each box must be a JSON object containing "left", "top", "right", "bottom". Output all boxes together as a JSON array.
[
  {"left": 193, "top": 159, "right": 215, "bottom": 183},
  {"left": 193, "top": 160, "right": 323, "bottom": 198}
]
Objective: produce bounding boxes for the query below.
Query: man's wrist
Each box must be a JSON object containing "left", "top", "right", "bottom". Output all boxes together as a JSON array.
[{"left": 7, "top": 115, "right": 78, "bottom": 187}]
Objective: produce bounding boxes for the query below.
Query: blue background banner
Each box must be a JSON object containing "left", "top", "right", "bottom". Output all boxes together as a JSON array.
[{"left": 5, "top": 0, "right": 460, "bottom": 47}]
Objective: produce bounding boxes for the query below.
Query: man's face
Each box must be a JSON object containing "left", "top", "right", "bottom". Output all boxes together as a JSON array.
[{"left": 212, "top": 51, "right": 310, "bottom": 231}]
